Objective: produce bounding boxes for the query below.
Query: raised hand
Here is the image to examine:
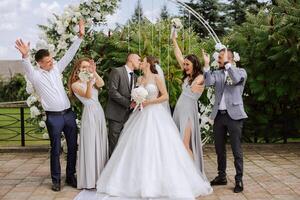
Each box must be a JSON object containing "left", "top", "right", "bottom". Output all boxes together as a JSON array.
[
  {"left": 79, "top": 19, "right": 85, "bottom": 38},
  {"left": 224, "top": 48, "right": 229, "bottom": 63},
  {"left": 171, "top": 28, "right": 177, "bottom": 41},
  {"left": 89, "top": 59, "right": 96, "bottom": 73},
  {"left": 15, "top": 39, "right": 30, "bottom": 58},
  {"left": 202, "top": 49, "right": 210, "bottom": 67}
]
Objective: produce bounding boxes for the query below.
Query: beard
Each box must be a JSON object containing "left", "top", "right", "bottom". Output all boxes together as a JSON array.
[{"left": 218, "top": 61, "right": 225, "bottom": 69}]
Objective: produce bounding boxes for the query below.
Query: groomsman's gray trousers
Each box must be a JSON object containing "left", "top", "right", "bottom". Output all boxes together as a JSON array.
[
  {"left": 213, "top": 110, "right": 244, "bottom": 182},
  {"left": 108, "top": 120, "right": 125, "bottom": 157}
]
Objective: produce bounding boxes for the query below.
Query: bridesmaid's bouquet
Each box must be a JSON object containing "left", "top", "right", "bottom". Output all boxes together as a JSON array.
[
  {"left": 171, "top": 18, "right": 183, "bottom": 39},
  {"left": 131, "top": 86, "right": 148, "bottom": 111},
  {"left": 78, "top": 70, "right": 94, "bottom": 82}
]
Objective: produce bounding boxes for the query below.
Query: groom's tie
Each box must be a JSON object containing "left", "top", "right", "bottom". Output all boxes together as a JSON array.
[{"left": 129, "top": 72, "right": 134, "bottom": 91}]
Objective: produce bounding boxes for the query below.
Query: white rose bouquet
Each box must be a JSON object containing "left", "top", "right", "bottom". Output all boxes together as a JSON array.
[
  {"left": 170, "top": 18, "right": 183, "bottom": 39},
  {"left": 78, "top": 69, "right": 94, "bottom": 82},
  {"left": 131, "top": 86, "right": 148, "bottom": 111}
]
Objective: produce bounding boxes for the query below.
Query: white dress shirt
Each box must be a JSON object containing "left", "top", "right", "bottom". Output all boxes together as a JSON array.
[
  {"left": 22, "top": 38, "right": 82, "bottom": 111},
  {"left": 125, "top": 65, "right": 134, "bottom": 88},
  {"left": 204, "top": 63, "right": 232, "bottom": 110}
]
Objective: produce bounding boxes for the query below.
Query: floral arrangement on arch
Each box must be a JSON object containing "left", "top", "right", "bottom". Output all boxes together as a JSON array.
[{"left": 25, "top": 0, "right": 119, "bottom": 139}]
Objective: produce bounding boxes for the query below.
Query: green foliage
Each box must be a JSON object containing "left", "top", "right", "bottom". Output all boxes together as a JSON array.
[
  {"left": 226, "top": 0, "right": 300, "bottom": 142},
  {"left": 0, "top": 74, "right": 28, "bottom": 102},
  {"left": 80, "top": 20, "right": 206, "bottom": 108},
  {"left": 182, "top": 0, "right": 227, "bottom": 37}
]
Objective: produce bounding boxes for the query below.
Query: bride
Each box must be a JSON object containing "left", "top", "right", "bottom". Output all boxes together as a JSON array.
[{"left": 75, "top": 56, "right": 212, "bottom": 200}]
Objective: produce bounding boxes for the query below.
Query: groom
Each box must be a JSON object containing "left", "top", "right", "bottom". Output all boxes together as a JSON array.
[
  {"left": 15, "top": 20, "right": 85, "bottom": 191},
  {"left": 106, "top": 53, "right": 141, "bottom": 156},
  {"left": 203, "top": 49, "right": 247, "bottom": 193}
]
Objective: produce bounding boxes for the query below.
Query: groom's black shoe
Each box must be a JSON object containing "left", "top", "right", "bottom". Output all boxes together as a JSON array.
[
  {"left": 51, "top": 183, "right": 61, "bottom": 192},
  {"left": 210, "top": 176, "right": 227, "bottom": 186},
  {"left": 234, "top": 180, "right": 243, "bottom": 193},
  {"left": 65, "top": 175, "right": 77, "bottom": 188}
]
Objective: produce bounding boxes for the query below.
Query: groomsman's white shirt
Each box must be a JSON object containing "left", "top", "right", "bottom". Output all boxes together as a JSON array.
[
  {"left": 204, "top": 63, "right": 232, "bottom": 110},
  {"left": 125, "top": 65, "right": 134, "bottom": 88},
  {"left": 22, "top": 38, "right": 83, "bottom": 112}
]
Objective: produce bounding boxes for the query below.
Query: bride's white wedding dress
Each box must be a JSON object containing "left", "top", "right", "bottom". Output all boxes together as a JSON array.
[{"left": 74, "top": 79, "right": 212, "bottom": 200}]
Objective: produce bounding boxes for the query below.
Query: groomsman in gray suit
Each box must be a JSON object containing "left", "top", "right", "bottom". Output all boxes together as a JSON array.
[
  {"left": 105, "top": 54, "right": 141, "bottom": 156},
  {"left": 203, "top": 49, "right": 247, "bottom": 193}
]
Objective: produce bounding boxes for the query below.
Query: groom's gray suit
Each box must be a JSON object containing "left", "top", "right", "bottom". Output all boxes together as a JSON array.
[
  {"left": 204, "top": 64, "right": 247, "bottom": 182},
  {"left": 106, "top": 66, "right": 137, "bottom": 156}
]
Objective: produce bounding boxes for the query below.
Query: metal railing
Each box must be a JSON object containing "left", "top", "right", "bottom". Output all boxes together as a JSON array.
[{"left": 0, "top": 101, "right": 46, "bottom": 146}]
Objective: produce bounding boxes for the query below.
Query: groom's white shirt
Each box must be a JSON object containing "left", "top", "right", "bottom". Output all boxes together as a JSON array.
[
  {"left": 22, "top": 38, "right": 83, "bottom": 112},
  {"left": 204, "top": 63, "right": 232, "bottom": 111}
]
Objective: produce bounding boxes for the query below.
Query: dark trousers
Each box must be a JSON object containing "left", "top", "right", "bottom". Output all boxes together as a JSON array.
[
  {"left": 213, "top": 111, "right": 244, "bottom": 181},
  {"left": 108, "top": 119, "right": 125, "bottom": 157},
  {"left": 45, "top": 110, "right": 77, "bottom": 184}
]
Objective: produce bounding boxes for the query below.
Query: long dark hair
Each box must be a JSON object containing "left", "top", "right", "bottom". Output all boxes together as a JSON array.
[
  {"left": 182, "top": 54, "right": 203, "bottom": 85},
  {"left": 146, "top": 56, "right": 158, "bottom": 74}
]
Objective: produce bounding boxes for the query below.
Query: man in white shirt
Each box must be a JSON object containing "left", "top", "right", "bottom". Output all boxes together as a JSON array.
[
  {"left": 15, "top": 20, "right": 85, "bottom": 192},
  {"left": 203, "top": 48, "right": 247, "bottom": 193}
]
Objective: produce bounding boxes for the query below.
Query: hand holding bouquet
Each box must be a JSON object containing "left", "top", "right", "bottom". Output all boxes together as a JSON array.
[{"left": 131, "top": 86, "right": 148, "bottom": 111}]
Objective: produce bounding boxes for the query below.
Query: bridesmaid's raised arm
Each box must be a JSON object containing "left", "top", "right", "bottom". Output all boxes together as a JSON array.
[{"left": 172, "top": 31, "right": 184, "bottom": 71}]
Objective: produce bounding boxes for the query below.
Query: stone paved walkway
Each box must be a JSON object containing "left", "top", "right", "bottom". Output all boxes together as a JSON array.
[{"left": 0, "top": 145, "right": 299, "bottom": 200}]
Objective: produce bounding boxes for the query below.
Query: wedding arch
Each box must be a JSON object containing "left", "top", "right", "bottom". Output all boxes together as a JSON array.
[{"left": 26, "top": 0, "right": 223, "bottom": 144}]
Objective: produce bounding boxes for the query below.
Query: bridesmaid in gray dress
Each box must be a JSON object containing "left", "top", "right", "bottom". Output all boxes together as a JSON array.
[
  {"left": 172, "top": 33, "right": 206, "bottom": 173},
  {"left": 68, "top": 58, "right": 108, "bottom": 189}
]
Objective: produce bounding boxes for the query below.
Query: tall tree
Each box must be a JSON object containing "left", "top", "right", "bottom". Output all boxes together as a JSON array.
[
  {"left": 160, "top": 4, "right": 169, "bottom": 20},
  {"left": 225, "top": 0, "right": 266, "bottom": 26},
  {"left": 182, "top": 0, "right": 226, "bottom": 38},
  {"left": 227, "top": 0, "right": 300, "bottom": 142},
  {"left": 130, "top": 0, "right": 144, "bottom": 23}
]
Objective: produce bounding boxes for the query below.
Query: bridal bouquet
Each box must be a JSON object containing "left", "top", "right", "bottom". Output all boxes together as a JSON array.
[
  {"left": 78, "top": 70, "right": 94, "bottom": 82},
  {"left": 171, "top": 18, "right": 183, "bottom": 39},
  {"left": 131, "top": 86, "right": 148, "bottom": 111}
]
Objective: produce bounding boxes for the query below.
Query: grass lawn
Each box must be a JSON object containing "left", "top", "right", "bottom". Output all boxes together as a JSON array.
[{"left": 0, "top": 108, "right": 49, "bottom": 147}]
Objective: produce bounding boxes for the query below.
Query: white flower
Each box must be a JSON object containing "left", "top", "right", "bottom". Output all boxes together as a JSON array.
[
  {"left": 131, "top": 86, "right": 148, "bottom": 111},
  {"left": 73, "top": 25, "right": 80, "bottom": 33},
  {"left": 30, "top": 106, "right": 41, "bottom": 118},
  {"left": 42, "top": 132, "right": 49, "bottom": 140},
  {"left": 211, "top": 60, "right": 219, "bottom": 68},
  {"left": 26, "top": 95, "right": 38, "bottom": 107},
  {"left": 42, "top": 115, "right": 47, "bottom": 121},
  {"left": 171, "top": 18, "right": 183, "bottom": 30},
  {"left": 94, "top": 12, "right": 102, "bottom": 21},
  {"left": 233, "top": 52, "right": 240, "bottom": 62},
  {"left": 78, "top": 70, "right": 94, "bottom": 82},
  {"left": 203, "top": 124, "right": 210, "bottom": 131},
  {"left": 39, "top": 121, "right": 46, "bottom": 128},
  {"left": 215, "top": 43, "right": 226, "bottom": 51},
  {"left": 36, "top": 40, "right": 48, "bottom": 50},
  {"left": 212, "top": 52, "right": 219, "bottom": 61},
  {"left": 76, "top": 119, "right": 81, "bottom": 128},
  {"left": 25, "top": 80, "right": 35, "bottom": 94}
]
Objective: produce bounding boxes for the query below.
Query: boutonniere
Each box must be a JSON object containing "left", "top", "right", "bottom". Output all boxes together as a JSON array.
[{"left": 225, "top": 75, "right": 233, "bottom": 85}]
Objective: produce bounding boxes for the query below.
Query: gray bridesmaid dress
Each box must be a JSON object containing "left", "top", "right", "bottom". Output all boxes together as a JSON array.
[
  {"left": 173, "top": 78, "right": 205, "bottom": 173},
  {"left": 75, "top": 82, "right": 109, "bottom": 189}
]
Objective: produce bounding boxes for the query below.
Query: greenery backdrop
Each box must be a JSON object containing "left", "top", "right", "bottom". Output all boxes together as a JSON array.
[{"left": 0, "top": 0, "right": 299, "bottom": 143}]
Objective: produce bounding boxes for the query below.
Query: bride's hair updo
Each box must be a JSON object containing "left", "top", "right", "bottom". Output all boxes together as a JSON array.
[{"left": 146, "top": 56, "right": 158, "bottom": 74}]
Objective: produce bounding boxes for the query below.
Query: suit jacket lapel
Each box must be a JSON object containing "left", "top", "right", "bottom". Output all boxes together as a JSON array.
[
  {"left": 121, "top": 66, "right": 131, "bottom": 92},
  {"left": 220, "top": 70, "right": 225, "bottom": 92}
]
